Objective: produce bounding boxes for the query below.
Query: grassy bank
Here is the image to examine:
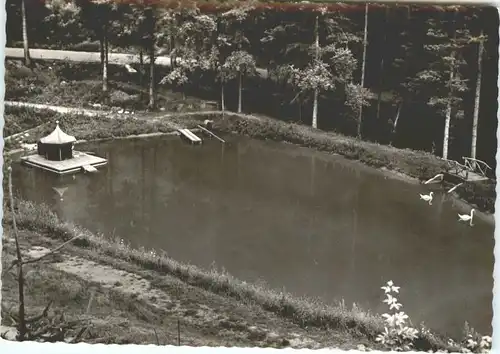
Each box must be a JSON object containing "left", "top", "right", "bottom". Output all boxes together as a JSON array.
[
  {"left": 3, "top": 199, "right": 463, "bottom": 352},
  {"left": 3, "top": 228, "right": 358, "bottom": 347}
]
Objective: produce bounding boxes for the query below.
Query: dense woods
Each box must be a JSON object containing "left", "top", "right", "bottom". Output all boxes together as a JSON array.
[{"left": 5, "top": 0, "right": 499, "bottom": 171}]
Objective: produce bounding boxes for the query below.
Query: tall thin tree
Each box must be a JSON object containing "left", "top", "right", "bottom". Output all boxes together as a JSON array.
[
  {"left": 311, "top": 15, "right": 320, "bottom": 129},
  {"left": 21, "top": 0, "right": 30, "bottom": 66},
  {"left": 376, "top": 7, "right": 388, "bottom": 124},
  {"left": 147, "top": 7, "right": 156, "bottom": 110},
  {"left": 357, "top": 3, "right": 368, "bottom": 138},
  {"left": 470, "top": 30, "right": 484, "bottom": 166},
  {"left": 102, "top": 21, "right": 109, "bottom": 93}
]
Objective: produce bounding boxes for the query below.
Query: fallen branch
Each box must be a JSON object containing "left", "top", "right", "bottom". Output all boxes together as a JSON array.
[
  {"left": 22, "top": 233, "right": 82, "bottom": 266},
  {"left": 25, "top": 301, "right": 52, "bottom": 324},
  {"left": 196, "top": 124, "right": 226, "bottom": 143},
  {"left": 153, "top": 328, "right": 160, "bottom": 345},
  {"left": 69, "top": 326, "right": 90, "bottom": 343},
  {"left": 86, "top": 289, "right": 96, "bottom": 314}
]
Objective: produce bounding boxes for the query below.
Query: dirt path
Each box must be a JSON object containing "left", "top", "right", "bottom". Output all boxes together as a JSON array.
[
  {"left": 9, "top": 239, "right": 364, "bottom": 350},
  {"left": 4, "top": 100, "right": 264, "bottom": 131},
  {"left": 5, "top": 101, "right": 104, "bottom": 117},
  {"left": 5, "top": 47, "right": 268, "bottom": 79}
]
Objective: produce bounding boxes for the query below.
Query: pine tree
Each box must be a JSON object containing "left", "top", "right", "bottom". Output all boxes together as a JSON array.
[{"left": 409, "top": 8, "right": 470, "bottom": 159}]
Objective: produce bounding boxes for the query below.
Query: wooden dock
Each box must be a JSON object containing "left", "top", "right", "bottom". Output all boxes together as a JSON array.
[
  {"left": 21, "top": 151, "right": 107, "bottom": 175},
  {"left": 178, "top": 129, "right": 202, "bottom": 144},
  {"left": 442, "top": 157, "right": 491, "bottom": 183}
]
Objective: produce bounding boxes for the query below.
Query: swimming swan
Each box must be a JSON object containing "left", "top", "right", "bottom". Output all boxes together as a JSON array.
[
  {"left": 419, "top": 191, "right": 434, "bottom": 205},
  {"left": 458, "top": 209, "right": 475, "bottom": 226}
]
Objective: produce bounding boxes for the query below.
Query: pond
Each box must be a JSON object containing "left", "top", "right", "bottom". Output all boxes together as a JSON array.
[{"left": 12, "top": 134, "right": 494, "bottom": 338}]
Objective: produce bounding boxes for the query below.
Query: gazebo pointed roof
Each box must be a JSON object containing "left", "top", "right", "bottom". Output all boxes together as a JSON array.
[{"left": 40, "top": 121, "right": 76, "bottom": 145}]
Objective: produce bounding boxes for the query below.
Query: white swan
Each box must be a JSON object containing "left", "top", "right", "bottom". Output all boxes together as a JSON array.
[
  {"left": 419, "top": 191, "right": 434, "bottom": 205},
  {"left": 458, "top": 209, "right": 475, "bottom": 226}
]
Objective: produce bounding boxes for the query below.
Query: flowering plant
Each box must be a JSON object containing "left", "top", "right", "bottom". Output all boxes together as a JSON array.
[
  {"left": 460, "top": 322, "right": 492, "bottom": 353},
  {"left": 376, "top": 280, "right": 419, "bottom": 351}
]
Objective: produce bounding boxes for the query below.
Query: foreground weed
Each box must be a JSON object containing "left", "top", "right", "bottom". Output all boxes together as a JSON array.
[
  {"left": 376, "top": 281, "right": 491, "bottom": 353},
  {"left": 458, "top": 322, "right": 491, "bottom": 353},
  {"left": 376, "top": 280, "right": 418, "bottom": 351}
]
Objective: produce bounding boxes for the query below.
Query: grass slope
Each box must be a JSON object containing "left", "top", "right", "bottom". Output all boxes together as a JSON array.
[{"left": 2, "top": 200, "right": 458, "bottom": 352}]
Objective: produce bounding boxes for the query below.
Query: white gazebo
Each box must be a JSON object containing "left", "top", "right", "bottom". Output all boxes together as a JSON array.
[{"left": 37, "top": 121, "right": 77, "bottom": 161}]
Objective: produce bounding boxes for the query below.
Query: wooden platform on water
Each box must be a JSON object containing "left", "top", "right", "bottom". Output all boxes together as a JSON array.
[
  {"left": 451, "top": 170, "right": 489, "bottom": 182},
  {"left": 21, "top": 151, "right": 107, "bottom": 175},
  {"left": 441, "top": 157, "right": 492, "bottom": 184},
  {"left": 442, "top": 169, "right": 490, "bottom": 183},
  {"left": 178, "top": 128, "right": 202, "bottom": 144}
]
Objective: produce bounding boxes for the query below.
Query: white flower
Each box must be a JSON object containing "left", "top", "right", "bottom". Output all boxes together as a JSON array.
[
  {"left": 480, "top": 335, "right": 492, "bottom": 345},
  {"left": 383, "top": 294, "right": 399, "bottom": 307},
  {"left": 382, "top": 313, "right": 396, "bottom": 327},
  {"left": 394, "top": 312, "right": 409, "bottom": 326},
  {"left": 381, "top": 285, "right": 392, "bottom": 293},
  {"left": 390, "top": 302, "right": 403, "bottom": 311},
  {"left": 466, "top": 338, "right": 477, "bottom": 349}
]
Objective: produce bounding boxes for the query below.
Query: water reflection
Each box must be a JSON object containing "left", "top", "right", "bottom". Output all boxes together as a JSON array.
[{"left": 12, "top": 135, "right": 494, "bottom": 338}]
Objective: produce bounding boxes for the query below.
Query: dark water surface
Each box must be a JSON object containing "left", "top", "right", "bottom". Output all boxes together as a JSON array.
[{"left": 12, "top": 135, "right": 494, "bottom": 338}]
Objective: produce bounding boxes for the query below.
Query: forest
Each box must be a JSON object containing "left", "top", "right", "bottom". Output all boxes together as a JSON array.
[{"left": 5, "top": 0, "right": 499, "bottom": 171}]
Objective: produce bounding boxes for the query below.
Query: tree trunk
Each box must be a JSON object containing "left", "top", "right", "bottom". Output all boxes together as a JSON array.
[
  {"left": 102, "top": 24, "right": 108, "bottom": 93},
  {"left": 312, "top": 15, "right": 320, "bottom": 129},
  {"left": 471, "top": 32, "right": 484, "bottom": 166},
  {"left": 99, "top": 34, "right": 104, "bottom": 84},
  {"left": 312, "top": 89, "right": 318, "bottom": 129},
  {"left": 357, "top": 3, "right": 369, "bottom": 138},
  {"left": 314, "top": 15, "right": 320, "bottom": 60},
  {"left": 148, "top": 44, "right": 155, "bottom": 109},
  {"left": 139, "top": 48, "right": 144, "bottom": 89},
  {"left": 238, "top": 70, "right": 242, "bottom": 113},
  {"left": 21, "top": 0, "right": 30, "bottom": 66},
  {"left": 147, "top": 9, "right": 156, "bottom": 110},
  {"left": 442, "top": 64, "right": 454, "bottom": 160},
  {"left": 169, "top": 30, "right": 175, "bottom": 69},
  {"left": 442, "top": 12, "right": 459, "bottom": 160},
  {"left": 376, "top": 7, "right": 388, "bottom": 125},
  {"left": 390, "top": 100, "right": 403, "bottom": 145},
  {"left": 221, "top": 82, "right": 225, "bottom": 113}
]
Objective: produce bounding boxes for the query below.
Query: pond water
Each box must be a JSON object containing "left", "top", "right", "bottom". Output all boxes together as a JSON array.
[{"left": 12, "top": 135, "right": 494, "bottom": 338}]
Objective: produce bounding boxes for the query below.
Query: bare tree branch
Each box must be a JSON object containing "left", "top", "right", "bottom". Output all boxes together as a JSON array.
[
  {"left": 25, "top": 301, "right": 52, "bottom": 324},
  {"left": 21, "top": 233, "right": 82, "bottom": 267}
]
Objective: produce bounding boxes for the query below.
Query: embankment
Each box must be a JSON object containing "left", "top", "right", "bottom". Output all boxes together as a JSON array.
[{"left": 2, "top": 199, "right": 459, "bottom": 352}]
